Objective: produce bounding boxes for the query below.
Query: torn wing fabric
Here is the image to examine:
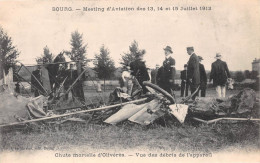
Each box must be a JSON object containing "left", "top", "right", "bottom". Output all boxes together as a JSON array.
[
  {"left": 168, "top": 104, "right": 189, "bottom": 123},
  {"left": 104, "top": 103, "right": 146, "bottom": 125},
  {"left": 0, "top": 90, "right": 30, "bottom": 124},
  {"left": 128, "top": 99, "right": 164, "bottom": 125},
  {"left": 27, "top": 95, "right": 47, "bottom": 118},
  {"left": 0, "top": 90, "right": 47, "bottom": 124}
]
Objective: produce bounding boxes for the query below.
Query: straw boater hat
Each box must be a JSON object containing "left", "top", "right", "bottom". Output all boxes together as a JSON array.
[
  {"left": 164, "top": 46, "right": 173, "bottom": 53},
  {"left": 215, "top": 53, "right": 222, "bottom": 59}
]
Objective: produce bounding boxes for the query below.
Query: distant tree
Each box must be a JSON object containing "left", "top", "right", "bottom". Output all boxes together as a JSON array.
[
  {"left": 0, "top": 26, "right": 20, "bottom": 77},
  {"left": 66, "top": 30, "right": 87, "bottom": 61},
  {"left": 251, "top": 70, "right": 259, "bottom": 79},
  {"left": 235, "top": 71, "right": 245, "bottom": 82},
  {"left": 35, "top": 46, "right": 54, "bottom": 63},
  {"left": 229, "top": 71, "right": 236, "bottom": 79},
  {"left": 94, "top": 45, "right": 116, "bottom": 90},
  {"left": 244, "top": 70, "right": 251, "bottom": 79},
  {"left": 120, "top": 40, "right": 146, "bottom": 66}
]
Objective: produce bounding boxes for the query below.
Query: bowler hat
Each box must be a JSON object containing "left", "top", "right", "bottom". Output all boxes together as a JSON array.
[
  {"left": 184, "top": 64, "right": 188, "bottom": 67},
  {"left": 164, "top": 46, "right": 173, "bottom": 53},
  {"left": 186, "top": 47, "right": 194, "bottom": 51},
  {"left": 215, "top": 53, "right": 222, "bottom": 59}
]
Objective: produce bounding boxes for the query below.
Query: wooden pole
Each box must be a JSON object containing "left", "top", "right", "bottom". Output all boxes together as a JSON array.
[
  {"left": 63, "top": 68, "right": 88, "bottom": 95},
  {"left": 0, "top": 98, "right": 148, "bottom": 128},
  {"left": 22, "top": 59, "right": 96, "bottom": 67},
  {"left": 193, "top": 117, "right": 260, "bottom": 124},
  {"left": 14, "top": 73, "right": 46, "bottom": 96}
]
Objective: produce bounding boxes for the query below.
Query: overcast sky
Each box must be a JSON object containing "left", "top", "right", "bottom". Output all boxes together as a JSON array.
[{"left": 0, "top": 0, "right": 259, "bottom": 71}]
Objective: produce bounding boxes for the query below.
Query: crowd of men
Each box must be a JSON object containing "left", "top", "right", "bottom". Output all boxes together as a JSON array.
[
  {"left": 29, "top": 46, "right": 231, "bottom": 102},
  {"left": 124, "top": 46, "right": 231, "bottom": 99},
  {"left": 30, "top": 52, "right": 86, "bottom": 103}
]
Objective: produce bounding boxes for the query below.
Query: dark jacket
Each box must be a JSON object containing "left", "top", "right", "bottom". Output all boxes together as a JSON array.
[
  {"left": 156, "top": 67, "right": 163, "bottom": 87},
  {"left": 31, "top": 69, "right": 45, "bottom": 94},
  {"left": 48, "top": 54, "right": 66, "bottom": 78},
  {"left": 64, "top": 69, "right": 79, "bottom": 87},
  {"left": 187, "top": 53, "right": 200, "bottom": 85},
  {"left": 210, "top": 59, "right": 230, "bottom": 86},
  {"left": 151, "top": 69, "right": 158, "bottom": 84},
  {"left": 199, "top": 63, "right": 207, "bottom": 87},
  {"left": 130, "top": 59, "right": 150, "bottom": 84},
  {"left": 180, "top": 70, "right": 187, "bottom": 81},
  {"left": 162, "top": 56, "right": 176, "bottom": 83}
]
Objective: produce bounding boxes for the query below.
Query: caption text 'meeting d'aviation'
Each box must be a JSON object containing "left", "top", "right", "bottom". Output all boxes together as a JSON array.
[{"left": 51, "top": 6, "right": 212, "bottom": 12}]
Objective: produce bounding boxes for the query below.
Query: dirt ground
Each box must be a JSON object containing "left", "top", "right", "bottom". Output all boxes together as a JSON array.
[{"left": 0, "top": 88, "right": 259, "bottom": 153}]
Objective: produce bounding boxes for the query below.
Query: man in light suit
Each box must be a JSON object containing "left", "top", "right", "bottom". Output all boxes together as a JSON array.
[
  {"left": 210, "top": 53, "right": 231, "bottom": 98},
  {"left": 186, "top": 47, "right": 200, "bottom": 100}
]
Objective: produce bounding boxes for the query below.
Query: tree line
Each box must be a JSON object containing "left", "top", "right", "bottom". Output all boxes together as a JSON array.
[
  {"left": 0, "top": 26, "right": 147, "bottom": 86},
  {"left": 0, "top": 26, "right": 258, "bottom": 84}
]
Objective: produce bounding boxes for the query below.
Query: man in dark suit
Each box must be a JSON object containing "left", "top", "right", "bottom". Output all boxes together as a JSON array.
[
  {"left": 210, "top": 53, "right": 231, "bottom": 98},
  {"left": 180, "top": 64, "right": 189, "bottom": 97},
  {"left": 130, "top": 54, "right": 150, "bottom": 94},
  {"left": 198, "top": 56, "right": 207, "bottom": 97},
  {"left": 48, "top": 52, "right": 66, "bottom": 91},
  {"left": 151, "top": 64, "right": 160, "bottom": 84},
  {"left": 186, "top": 47, "right": 200, "bottom": 100},
  {"left": 31, "top": 63, "right": 46, "bottom": 97},
  {"left": 64, "top": 63, "right": 78, "bottom": 101},
  {"left": 157, "top": 46, "right": 176, "bottom": 94}
]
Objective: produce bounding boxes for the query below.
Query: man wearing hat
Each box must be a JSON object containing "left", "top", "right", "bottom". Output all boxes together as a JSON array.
[
  {"left": 157, "top": 46, "right": 176, "bottom": 94},
  {"left": 186, "top": 46, "right": 200, "bottom": 100},
  {"left": 180, "top": 64, "right": 189, "bottom": 97},
  {"left": 47, "top": 51, "right": 66, "bottom": 92},
  {"left": 198, "top": 56, "right": 207, "bottom": 97},
  {"left": 210, "top": 53, "right": 231, "bottom": 98},
  {"left": 64, "top": 63, "right": 78, "bottom": 101},
  {"left": 130, "top": 54, "right": 150, "bottom": 94},
  {"left": 151, "top": 64, "right": 160, "bottom": 84},
  {"left": 31, "top": 61, "right": 46, "bottom": 97}
]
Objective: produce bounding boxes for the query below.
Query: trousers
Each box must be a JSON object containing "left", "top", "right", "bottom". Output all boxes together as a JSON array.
[
  {"left": 216, "top": 85, "right": 226, "bottom": 98},
  {"left": 180, "top": 81, "right": 189, "bottom": 97}
]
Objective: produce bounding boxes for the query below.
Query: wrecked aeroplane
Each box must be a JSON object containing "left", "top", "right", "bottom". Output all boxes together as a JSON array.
[
  {"left": 0, "top": 59, "right": 259, "bottom": 128},
  {"left": 0, "top": 79, "right": 259, "bottom": 129}
]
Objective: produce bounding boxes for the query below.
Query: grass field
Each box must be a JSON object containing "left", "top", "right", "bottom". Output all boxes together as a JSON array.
[{"left": 0, "top": 88, "right": 259, "bottom": 153}]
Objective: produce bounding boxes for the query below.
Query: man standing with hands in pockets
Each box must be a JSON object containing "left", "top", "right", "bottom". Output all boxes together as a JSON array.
[
  {"left": 210, "top": 53, "right": 231, "bottom": 98},
  {"left": 186, "top": 47, "right": 200, "bottom": 100}
]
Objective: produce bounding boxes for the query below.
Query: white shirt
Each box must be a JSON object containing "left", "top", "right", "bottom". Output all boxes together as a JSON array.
[
  {"left": 165, "top": 54, "right": 172, "bottom": 59},
  {"left": 122, "top": 71, "right": 131, "bottom": 82}
]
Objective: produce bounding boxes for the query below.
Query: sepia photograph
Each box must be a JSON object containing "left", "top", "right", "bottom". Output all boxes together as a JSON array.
[{"left": 0, "top": 0, "right": 259, "bottom": 162}]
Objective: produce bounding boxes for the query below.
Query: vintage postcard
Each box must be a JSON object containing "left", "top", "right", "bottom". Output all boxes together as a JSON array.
[{"left": 0, "top": 0, "right": 259, "bottom": 162}]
